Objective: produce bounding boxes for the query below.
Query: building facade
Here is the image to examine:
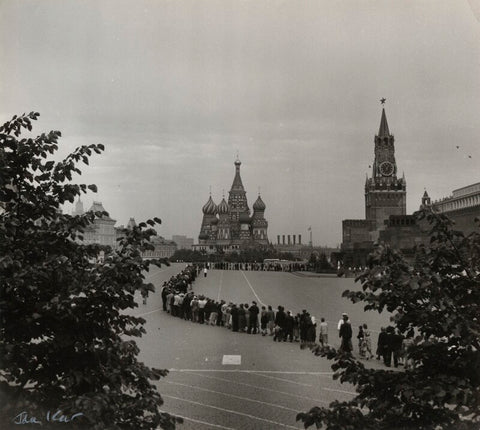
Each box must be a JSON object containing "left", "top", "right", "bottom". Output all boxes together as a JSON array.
[
  {"left": 428, "top": 183, "right": 480, "bottom": 235},
  {"left": 172, "top": 235, "right": 194, "bottom": 250},
  {"left": 194, "top": 157, "right": 269, "bottom": 253}
]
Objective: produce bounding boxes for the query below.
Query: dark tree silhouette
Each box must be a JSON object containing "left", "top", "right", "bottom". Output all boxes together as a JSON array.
[
  {"left": 298, "top": 210, "right": 480, "bottom": 430},
  {"left": 0, "top": 113, "right": 180, "bottom": 429}
]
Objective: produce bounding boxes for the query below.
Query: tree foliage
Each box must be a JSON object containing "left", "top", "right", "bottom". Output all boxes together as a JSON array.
[
  {"left": 298, "top": 210, "right": 480, "bottom": 430},
  {"left": 0, "top": 113, "right": 179, "bottom": 429}
]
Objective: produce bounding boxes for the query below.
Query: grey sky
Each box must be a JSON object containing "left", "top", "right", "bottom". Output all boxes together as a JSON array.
[{"left": 1, "top": 0, "right": 479, "bottom": 246}]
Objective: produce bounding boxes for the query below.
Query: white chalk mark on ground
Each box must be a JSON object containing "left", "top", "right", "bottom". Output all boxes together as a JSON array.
[
  {"left": 240, "top": 270, "right": 265, "bottom": 306},
  {"left": 135, "top": 308, "right": 162, "bottom": 317},
  {"left": 163, "top": 380, "right": 300, "bottom": 412},
  {"left": 178, "top": 371, "right": 330, "bottom": 404},
  {"left": 169, "top": 369, "right": 333, "bottom": 375},
  {"left": 254, "top": 372, "right": 312, "bottom": 387},
  {"left": 222, "top": 355, "right": 241, "bottom": 365},
  {"left": 162, "top": 395, "right": 303, "bottom": 429}
]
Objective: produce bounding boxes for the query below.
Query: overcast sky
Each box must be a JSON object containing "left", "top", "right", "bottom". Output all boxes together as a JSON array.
[{"left": 1, "top": 0, "right": 479, "bottom": 246}]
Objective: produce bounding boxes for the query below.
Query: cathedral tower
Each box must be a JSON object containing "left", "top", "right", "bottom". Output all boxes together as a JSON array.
[
  {"left": 228, "top": 156, "right": 250, "bottom": 240},
  {"left": 365, "top": 105, "right": 406, "bottom": 233},
  {"left": 251, "top": 194, "right": 269, "bottom": 245}
]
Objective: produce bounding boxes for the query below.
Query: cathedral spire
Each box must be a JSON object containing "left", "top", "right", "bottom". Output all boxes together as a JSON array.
[{"left": 378, "top": 108, "right": 390, "bottom": 137}]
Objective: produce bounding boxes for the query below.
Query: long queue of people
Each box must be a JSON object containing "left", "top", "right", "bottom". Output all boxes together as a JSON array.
[{"left": 158, "top": 266, "right": 412, "bottom": 368}]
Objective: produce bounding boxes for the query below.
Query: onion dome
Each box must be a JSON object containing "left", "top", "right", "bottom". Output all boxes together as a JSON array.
[
  {"left": 202, "top": 196, "right": 217, "bottom": 215},
  {"left": 239, "top": 212, "right": 251, "bottom": 223},
  {"left": 217, "top": 198, "right": 229, "bottom": 215},
  {"left": 253, "top": 195, "right": 266, "bottom": 211}
]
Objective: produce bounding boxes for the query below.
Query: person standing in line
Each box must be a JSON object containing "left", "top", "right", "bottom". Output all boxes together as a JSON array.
[
  {"left": 209, "top": 301, "right": 218, "bottom": 326},
  {"left": 231, "top": 304, "right": 239, "bottom": 332},
  {"left": 339, "top": 313, "right": 353, "bottom": 353},
  {"left": 392, "top": 328, "right": 404, "bottom": 367},
  {"left": 293, "top": 314, "right": 300, "bottom": 342},
  {"left": 357, "top": 325, "right": 366, "bottom": 358},
  {"left": 299, "top": 310, "right": 308, "bottom": 349},
  {"left": 319, "top": 318, "right": 328, "bottom": 346},
  {"left": 384, "top": 326, "right": 395, "bottom": 366},
  {"left": 266, "top": 305, "right": 275, "bottom": 336},
  {"left": 285, "top": 311, "right": 294, "bottom": 342},
  {"left": 274, "top": 306, "right": 286, "bottom": 341},
  {"left": 260, "top": 306, "right": 268, "bottom": 336},
  {"left": 376, "top": 327, "right": 387, "bottom": 360},
  {"left": 248, "top": 301, "right": 259, "bottom": 334},
  {"left": 306, "top": 314, "right": 317, "bottom": 347},
  {"left": 238, "top": 304, "right": 246, "bottom": 332},
  {"left": 338, "top": 312, "right": 349, "bottom": 331},
  {"left": 244, "top": 304, "right": 250, "bottom": 332},
  {"left": 362, "top": 323, "right": 374, "bottom": 359},
  {"left": 190, "top": 296, "right": 199, "bottom": 322},
  {"left": 198, "top": 296, "right": 207, "bottom": 324}
]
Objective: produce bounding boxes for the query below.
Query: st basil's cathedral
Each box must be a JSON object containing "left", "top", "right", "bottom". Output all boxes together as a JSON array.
[{"left": 194, "top": 157, "right": 269, "bottom": 253}]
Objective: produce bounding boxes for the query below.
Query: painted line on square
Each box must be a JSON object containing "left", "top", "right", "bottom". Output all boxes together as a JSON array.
[
  {"left": 169, "top": 368, "right": 333, "bottom": 375},
  {"left": 180, "top": 371, "right": 330, "bottom": 404},
  {"left": 240, "top": 270, "right": 265, "bottom": 306},
  {"left": 162, "top": 395, "right": 303, "bottom": 429},
  {"left": 222, "top": 355, "right": 241, "bottom": 365},
  {"left": 163, "top": 380, "right": 299, "bottom": 412}
]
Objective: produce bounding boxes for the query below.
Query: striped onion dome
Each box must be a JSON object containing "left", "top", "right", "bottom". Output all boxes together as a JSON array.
[
  {"left": 217, "top": 198, "right": 229, "bottom": 215},
  {"left": 253, "top": 195, "right": 266, "bottom": 211},
  {"left": 202, "top": 195, "right": 217, "bottom": 215}
]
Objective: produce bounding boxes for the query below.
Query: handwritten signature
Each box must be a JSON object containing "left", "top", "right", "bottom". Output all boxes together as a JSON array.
[{"left": 13, "top": 410, "right": 84, "bottom": 425}]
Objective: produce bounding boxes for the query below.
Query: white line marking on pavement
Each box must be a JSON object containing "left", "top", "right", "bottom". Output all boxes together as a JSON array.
[
  {"left": 240, "top": 271, "right": 265, "bottom": 306},
  {"left": 162, "top": 395, "right": 303, "bottom": 429},
  {"left": 222, "top": 355, "right": 241, "bottom": 365},
  {"left": 163, "top": 381, "right": 300, "bottom": 412},
  {"left": 135, "top": 308, "right": 162, "bottom": 317},
  {"left": 145, "top": 267, "right": 169, "bottom": 280},
  {"left": 217, "top": 270, "right": 224, "bottom": 301},
  {"left": 255, "top": 372, "right": 312, "bottom": 387},
  {"left": 178, "top": 371, "right": 330, "bottom": 404},
  {"left": 158, "top": 411, "right": 234, "bottom": 430},
  {"left": 169, "top": 369, "right": 333, "bottom": 375}
]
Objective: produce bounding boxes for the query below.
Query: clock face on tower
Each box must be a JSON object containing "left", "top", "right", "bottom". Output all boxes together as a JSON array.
[{"left": 379, "top": 161, "right": 394, "bottom": 176}]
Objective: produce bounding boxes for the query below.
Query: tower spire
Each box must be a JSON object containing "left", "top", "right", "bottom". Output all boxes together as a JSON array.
[{"left": 378, "top": 108, "right": 390, "bottom": 137}]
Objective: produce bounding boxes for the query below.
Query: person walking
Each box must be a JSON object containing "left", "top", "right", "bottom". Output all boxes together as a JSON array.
[
  {"left": 362, "top": 324, "right": 374, "bottom": 359},
  {"left": 319, "top": 318, "right": 328, "bottom": 346},
  {"left": 339, "top": 313, "right": 353, "bottom": 353},
  {"left": 203, "top": 267, "right": 208, "bottom": 277},
  {"left": 357, "top": 325, "right": 366, "bottom": 358}
]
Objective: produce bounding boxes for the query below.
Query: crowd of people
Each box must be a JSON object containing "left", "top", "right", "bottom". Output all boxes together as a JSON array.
[{"left": 157, "top": 265, "right": 412, "bottom": 367}]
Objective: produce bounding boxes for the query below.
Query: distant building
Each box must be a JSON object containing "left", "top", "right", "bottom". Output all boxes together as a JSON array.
[
  {"left": 429, "top": 183, "right": 480, "bottom": 235},
  {"left": 82, "top": 201, "right": 117, "bottom": 248},
  {"left": 193, "top": 157, "right": 269, "bottom": 254},
  {"left": 172, "top": 234, "right": 194, "bottom": 250},
  {"left": 142, "top": 236, "right": 177, "bottom": 259}
]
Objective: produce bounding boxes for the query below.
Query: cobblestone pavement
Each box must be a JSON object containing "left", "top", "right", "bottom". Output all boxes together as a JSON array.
[{"left": 133, "top": 264, "right": 391, "bottom": 429}]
